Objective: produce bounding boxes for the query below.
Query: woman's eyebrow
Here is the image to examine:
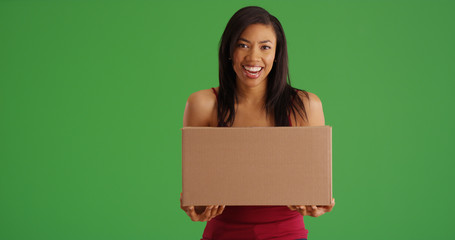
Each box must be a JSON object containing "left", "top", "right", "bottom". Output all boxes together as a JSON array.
[{"left": 239, "top": 38, "right": 272, "bottom": 44}]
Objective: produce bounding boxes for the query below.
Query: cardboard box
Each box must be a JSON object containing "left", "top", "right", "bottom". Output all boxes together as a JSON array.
[{"left": 181, "top": 126, "right": 332, "bottom": 206}]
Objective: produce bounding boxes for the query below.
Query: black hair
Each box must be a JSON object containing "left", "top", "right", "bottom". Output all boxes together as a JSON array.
[{"left": 217, "top": 6, "right": 309, "bottom": 127}]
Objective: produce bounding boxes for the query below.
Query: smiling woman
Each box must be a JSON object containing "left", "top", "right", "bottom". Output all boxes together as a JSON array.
[
  {"left": 232, "top": 24, "right": 276, "bottom": 85},
  {"left": 180, "top": 6, "right": 334, "bottom": 240},
  {"left": 214, "top": 6, "right": 310, "bottom": 128}
]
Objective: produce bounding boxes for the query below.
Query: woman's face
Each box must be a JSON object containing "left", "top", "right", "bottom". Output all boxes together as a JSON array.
[{"left": 232, "top": 24, "right": 277, "bottom": 89}]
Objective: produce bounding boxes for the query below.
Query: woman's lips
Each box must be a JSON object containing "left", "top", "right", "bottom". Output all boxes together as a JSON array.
[{"left": 242, "top": 65, "right": 263, "bottom": 79}]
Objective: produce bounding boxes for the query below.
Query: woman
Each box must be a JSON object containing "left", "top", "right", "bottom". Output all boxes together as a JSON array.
[{"left": 180, "top": 6, "right": 335, "bottom": 240}]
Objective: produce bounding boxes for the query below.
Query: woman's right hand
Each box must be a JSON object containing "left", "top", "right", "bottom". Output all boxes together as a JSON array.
[{"left": 180, "top": 192, "right": 226, "bottom": 222}]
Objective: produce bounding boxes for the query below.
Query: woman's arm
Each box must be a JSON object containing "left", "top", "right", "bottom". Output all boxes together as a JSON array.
[
  {"left": 291, "top": 91, "right": 326, "bottom": 127},
  {"left": 305, "top": 92, "right": 325, "bottom": 126},
  {"left": 183, "top": 90, "right": 215, "bottom": 127},
  {"left": 288, "top": 91, "right": 335, "bottom": 217},
  {"left": 180, "top": 89, "right": 226, "bottom": 222}
]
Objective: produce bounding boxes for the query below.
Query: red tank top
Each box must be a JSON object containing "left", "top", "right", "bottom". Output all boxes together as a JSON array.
[{"left": 202, "top": 88, "right": 308, "bottom": 240}]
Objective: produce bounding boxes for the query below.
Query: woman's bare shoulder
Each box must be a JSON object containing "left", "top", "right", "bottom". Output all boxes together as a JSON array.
[
  {"left": 183, "top": 88, "right": 218, "bottom": 127},
  {"left": 295, "top": 90, "right": 325, "bottom": 126},
  {"left": 187, "top": 88, "right": 217, "bottom": 105},
  {"left": 297, "top": 90, "right": 322, "bottom": 109}
]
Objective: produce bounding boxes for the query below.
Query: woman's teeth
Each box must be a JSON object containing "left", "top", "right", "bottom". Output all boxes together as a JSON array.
[
  {"left": 243, "top": 66, "right": 262, "bottom": 72},
  {"left": 242, "top": 66, "right": 262, "bottom": 78}
]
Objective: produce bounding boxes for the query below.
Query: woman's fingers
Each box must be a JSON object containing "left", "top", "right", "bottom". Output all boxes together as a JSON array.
[
  {"left": 202, "top": 205, "right": 214, "bottom": 221},
  {"left": 308, "top": 199, "right": 336, "bottom": 217},
  {"left": 311, "top": 205, "right": 327, "bottom": 217},
  {"left": 205, "top": 205, "right": 217, "bottom": 221},
  {"left": 288, "top": 205, "right": 308, "bottom": 216},
  {"left": 311, "top": 205, "right": 317, "bottom": 215},
  {"left": 287, "top": 205, "right": 297, "bottom": 211},
  {"left": 207, "top": 205, "right": 225, "bottom": 221},
  {"left": 210, "top": 205, "right": 219, "bottom": 217},
  {"left": 305, "top": 206, "right": 313, "bottom": 216},
  {"left": 288, "top": 199, "right": 336, "bottom": 217},
  {"left": 208, "top": 205, "right": 220, "bottom": 222},
  {"left": 315, "top": 198, "right": 335, "bottom": 216},
  {"left": 182, "top": 203, "right": 226, "bottom": 222},
  {"left": 299, "top": 206, "right": 307, "bottom": 216},
  {"left": 180, "top": 193, "right": 198, "bottom": 220},
  {"left": 216, "top": 205, "right": 225, "bottom": 215},
  {"left": 287, "top": 204, "right": 331, "bottom": 217},
  {"left": 187, "top": 206, "right": 200, "bottom": 221},
  {"left": 314, "top": 208, "right": 324, "bottom": 217}
]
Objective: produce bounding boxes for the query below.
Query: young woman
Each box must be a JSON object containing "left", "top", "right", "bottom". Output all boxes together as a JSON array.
[{"left": 180, "top": 6, "right": 335, "bottom": 240}]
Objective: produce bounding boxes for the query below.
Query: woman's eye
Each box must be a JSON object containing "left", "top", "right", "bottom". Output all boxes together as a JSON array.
[
  {"left": 262, "top": 46, "right": 271, "bottom": 50},
  {"left": 238, "top": 43, "right": 248, "bottom": 48}
]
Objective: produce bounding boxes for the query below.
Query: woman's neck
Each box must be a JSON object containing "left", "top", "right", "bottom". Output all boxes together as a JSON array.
[{"left": 235, "top": 81, "right": 267, "bottom": 106}]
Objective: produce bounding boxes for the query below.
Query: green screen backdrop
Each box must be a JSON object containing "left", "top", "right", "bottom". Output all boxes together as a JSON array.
[{"left": 1, "top": 0, "right": 454, "bottom": 239}]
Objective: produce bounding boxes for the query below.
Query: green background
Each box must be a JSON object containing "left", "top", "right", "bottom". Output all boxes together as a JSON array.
[{"left": 1, "top": 0, "right": 454, "bottom": 239}]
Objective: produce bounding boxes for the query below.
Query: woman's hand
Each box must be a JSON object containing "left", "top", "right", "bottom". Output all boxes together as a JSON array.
[
  {"left": 180, "top": 192, "right": 226, "bottom": 222},
  {"left": 288, "top": 198, "right": 335, "bottom": 217}
]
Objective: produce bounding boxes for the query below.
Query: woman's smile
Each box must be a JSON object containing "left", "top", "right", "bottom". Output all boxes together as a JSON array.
[{"left": 242, "top": 65, "right": 264, "bottom": 79}]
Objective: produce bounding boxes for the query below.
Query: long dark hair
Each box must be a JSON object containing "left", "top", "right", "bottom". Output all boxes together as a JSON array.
[{"left": 217, "top": 6, "right": 309, "bottom": 127}]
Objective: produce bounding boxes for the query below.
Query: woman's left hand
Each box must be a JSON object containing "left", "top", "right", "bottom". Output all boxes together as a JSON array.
[{"left": 287, "top": 198, "right": 335, "bottom": 217}]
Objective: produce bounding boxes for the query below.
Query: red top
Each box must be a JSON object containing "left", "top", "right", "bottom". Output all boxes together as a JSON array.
[{"left": 202, "top": 88, "right": 308, "bottom": 240}]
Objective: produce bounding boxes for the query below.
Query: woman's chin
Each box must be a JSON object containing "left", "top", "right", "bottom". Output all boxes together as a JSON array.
[{"left": 237, "top": 77, "right": 267, "bottom": 89}]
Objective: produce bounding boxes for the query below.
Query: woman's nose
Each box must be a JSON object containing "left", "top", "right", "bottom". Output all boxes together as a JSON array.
[{"left": 246, "top": 47, "right": 261, "bottom": 61}]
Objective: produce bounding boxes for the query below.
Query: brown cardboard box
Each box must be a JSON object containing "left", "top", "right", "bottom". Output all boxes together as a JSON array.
[{"left": 181, "top": 126, "right": 332, "bottom": 206}]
